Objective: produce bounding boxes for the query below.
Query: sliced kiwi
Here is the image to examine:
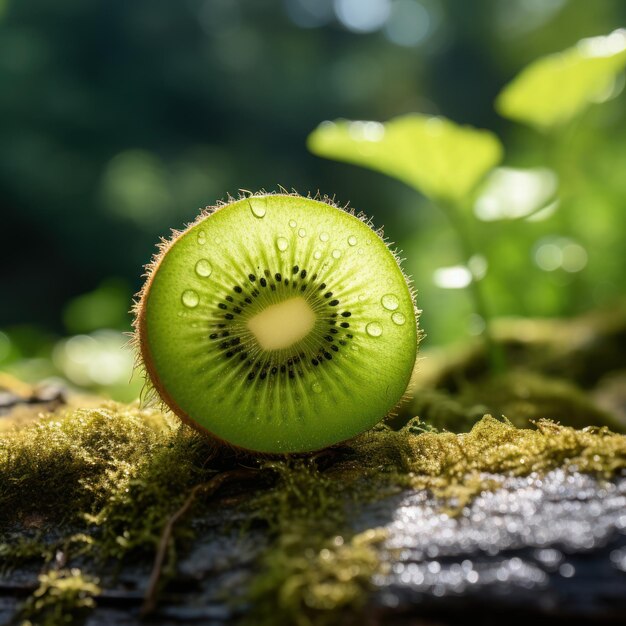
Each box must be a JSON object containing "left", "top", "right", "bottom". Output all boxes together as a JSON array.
[{"left": 135, "top": 193, "right": 419, "bottom": 454}]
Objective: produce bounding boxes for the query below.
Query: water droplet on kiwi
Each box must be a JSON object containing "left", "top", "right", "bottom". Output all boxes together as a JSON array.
[
  {"left": 358, "top": 248, "right": 364, "bottom": 255},
  {"left": 289, "top": 219, "right": 297, "bottom": 228},
  {"left": 181, "top": 289, "right": 199, "bottom": 308},
  {"left": 320, "top": 232, "right": 330, "bottom": 242},
  {"left": 332, "top": 249, "right": 342, "bottom": 259},
  {"left": 366, "top": 322, "right": 383, "bottom": 337},
  {"left": 298, "top": 228, "right": 306, "bottom": 238},
  {"left": 276, "top": 237, "right": 289, "bottom": 252},
  {"left": 313, "top": 250, "right": 322, "bottom": 260},
  {"left": 214, "top": 236, "right": 222, "bottom": 245},
  {"left": 381, "top": 294, "right": 399, "bottom": 310},
  {"left": 312, "top": 382, "right": 322, "bottom": 394},
  {"left": 195, "top": 259, "right": 212, "bottom": 277},
  {"left": 392, "top": 312, "right": 406, "bottom": 325},
  {"left": 358, "top": 294, "right": 367, "bottom": 302},
  {"left": 197, "top": 231, "right": 206, "bottom": 245},
  {"left": 249, "top": 197, "right": 267, "bottom": 218},
  {"left": 348, "top": 235, "right": 357, "bottom": 246}
]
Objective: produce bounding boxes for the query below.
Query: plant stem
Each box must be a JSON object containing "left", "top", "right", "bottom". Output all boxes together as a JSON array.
[{"left": 438, "top": 200, "right": 506, "bottom": 375}]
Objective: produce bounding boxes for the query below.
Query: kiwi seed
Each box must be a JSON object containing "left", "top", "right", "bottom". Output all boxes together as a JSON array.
[{"left": 134, "top": 193, "right": 419, "bottom": 454}]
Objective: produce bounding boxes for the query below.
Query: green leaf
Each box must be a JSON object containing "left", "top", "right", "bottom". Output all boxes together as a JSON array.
[
  {"left": 496, "top": 29, "right": 626, "bottom": 131},
  {"left": 307, "top": 114, "right": 503, "bottom": 204}
]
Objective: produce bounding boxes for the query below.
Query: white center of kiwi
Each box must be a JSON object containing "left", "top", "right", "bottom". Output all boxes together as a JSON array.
[{"left": 247, "top": 296, "right": 316, "bottom": 351}]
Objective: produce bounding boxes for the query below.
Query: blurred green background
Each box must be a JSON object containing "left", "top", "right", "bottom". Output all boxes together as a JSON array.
[{"left": 1, "top": 0, "right": 625, "bottom": 400}]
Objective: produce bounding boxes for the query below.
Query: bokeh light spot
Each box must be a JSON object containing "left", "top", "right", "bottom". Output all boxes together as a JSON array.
[
  {"left": 334, "top": 0, "right": 391, "bottom": 33},
  {"left": 384, "top": 0, "right": 431, "bottom": 47},
  {"left": 433, "top": 265, "right": 473, "bottom": 289},
  {"left": 100, "top": 150, "right": 171, "bottom": 226},
  {"left": 534, "top": 237, "right": 588, "bottom": 273}
]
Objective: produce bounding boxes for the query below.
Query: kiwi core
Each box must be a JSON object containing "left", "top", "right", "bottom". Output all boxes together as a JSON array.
[{"left": 247, "top": 296, "right": 316, "bottom": 351}]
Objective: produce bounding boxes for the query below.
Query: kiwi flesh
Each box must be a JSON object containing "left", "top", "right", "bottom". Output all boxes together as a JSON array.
[{"left": 134, "top": 193, "right": 419, "bottom": 454}]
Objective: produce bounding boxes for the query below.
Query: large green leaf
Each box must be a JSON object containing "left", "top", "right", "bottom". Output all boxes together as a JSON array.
[
  {"left": 496, "top": 29, "right": 626, "bottom": 131},
  {"left": 307, "top": 114, "right": 503, "bottom": 204}
]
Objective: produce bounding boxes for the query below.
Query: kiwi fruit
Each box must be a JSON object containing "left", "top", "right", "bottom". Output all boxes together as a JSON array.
[{"left": 134, "top": 193, "right": 419, "bottom": 454}]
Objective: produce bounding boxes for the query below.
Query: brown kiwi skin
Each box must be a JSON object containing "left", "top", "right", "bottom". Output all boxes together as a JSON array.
[{"left": 131, "top": 190, "right": 421, "bottom": 458}]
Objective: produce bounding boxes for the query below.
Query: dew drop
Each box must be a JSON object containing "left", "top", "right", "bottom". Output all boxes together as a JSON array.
[
  {"left": 289, "top": 219, "right": 297, "bottom": 228},
  {"left": 381, "top": 294, "right": 399, "bottom": 311},
  {"left": 197, "top": 231, "right": 207, "bottom": 245},
  {"left": 182, "top": 289, "right": 199, "bottom": 308},
  {"left": 366, "top": 322, "right": 383, "bottom": 337},
  {"left": 298, "top": 228, "right": 306, "bottom": 238},
  {"left": 392, "top": 312, "right": 406, "bottom": 325},
  {"left": 358, "top": 248, "right": 364, "bottom": 255},
  {"left": 312, "top": 382, "right": 322, "bottom": 394},
  {"left": 348, "top": 235, "right": 357, "bottom": 246},
  {"left": 313, "top": 250, "right": 322, "bottom": 260},
  {"left": 332, "top": 249, "right": 342, "bottom": 259},
  {"left": 319, "top": 232, "right": 330, "bottom": 242},
  {"left": 195, "top": 259, "right": 212, "bottom": 278},
  {"left": 249, "top": 197, "right": 267, "bottom": 218},
  {"left": 276, "top": 237, "right": 289, "bottom": 252}
]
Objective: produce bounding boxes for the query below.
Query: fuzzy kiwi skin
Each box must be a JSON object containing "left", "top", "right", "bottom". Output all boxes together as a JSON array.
[{"left": 134, "top": 193, "right": 419, "bottom": 454}]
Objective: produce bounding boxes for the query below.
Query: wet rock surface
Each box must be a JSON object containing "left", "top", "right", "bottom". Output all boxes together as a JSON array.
[
  {"left": 365, "top": 470, "right": 626, "bottom": 623},
  {"left": 2, "top": 469, "right": 625, "bottom": 625}
]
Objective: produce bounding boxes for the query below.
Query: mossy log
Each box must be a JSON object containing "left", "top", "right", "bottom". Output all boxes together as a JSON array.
[{"left": 1, "top": 401, "right": 625, "bottom": 626}]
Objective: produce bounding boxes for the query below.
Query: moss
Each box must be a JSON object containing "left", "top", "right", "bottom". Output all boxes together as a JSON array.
[
  {"left": 0, "top": 404, "right": 171, "bottom": 527},
  {"left": 457, "top": 370, "right": 623, "bottom": 431},
  {"left": 401, "top": 387, "right": 484, "bottom": 432},
  {"left": 397, "top": 414, "right": 626, "bottom": 511},
  {"left": 247, "top": 526, "right": 386, "bottom": 626},
  {"left": 19, "top": 568, "right": 101, "bottom": 626},
  {"left": 244, "top": 459, "right": 387, "bottom": 626},
  {"left": 403, "top": 305, "right": 626, "bottom": 434},
  {"left": 0, "top": 535, "right": 52, "bottom": 573},
  {"left": 1, "top": 403, "right": 625, "bottom": 625},
  {"left": 405, "top": 369, "right": 623, "bottom": 432}
]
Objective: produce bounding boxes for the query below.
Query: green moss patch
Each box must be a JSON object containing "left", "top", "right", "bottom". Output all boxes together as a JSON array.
[{"left": 19, "top": 568, "right": 101, "bottom": 626}]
